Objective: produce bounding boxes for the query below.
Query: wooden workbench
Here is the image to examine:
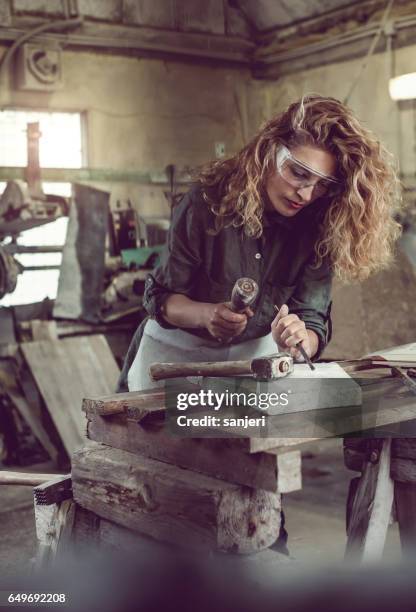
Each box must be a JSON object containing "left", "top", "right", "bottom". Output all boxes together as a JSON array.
[{"left": 67, "top": 367, "right": 416, "bottom": 557}]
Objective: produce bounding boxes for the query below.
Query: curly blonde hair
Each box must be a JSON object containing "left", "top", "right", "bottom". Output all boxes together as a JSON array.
[{"left": 198, "top": 94, "right": 402, "bottom": 281}]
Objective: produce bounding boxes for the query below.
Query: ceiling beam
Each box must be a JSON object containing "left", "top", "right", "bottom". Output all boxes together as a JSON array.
[
  {"left": 254, "top": 13, "right": 416, "bottom": 79},
  {"left": 0, "top": 20, "right": 254, "bottom": 66}
]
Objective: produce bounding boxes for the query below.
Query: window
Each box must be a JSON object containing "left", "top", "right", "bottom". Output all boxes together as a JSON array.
[{"left": 0, "top": 110, "right": 84, "bottom": 306}]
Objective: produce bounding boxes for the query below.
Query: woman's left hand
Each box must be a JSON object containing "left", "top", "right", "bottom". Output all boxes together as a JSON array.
[{"left": 271, "top": 304, "right": 312, "bottom": 360}]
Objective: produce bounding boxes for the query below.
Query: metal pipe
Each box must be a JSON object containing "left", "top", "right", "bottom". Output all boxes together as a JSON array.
[
  {"left": 22, "top": 265, "right": 60, "bottom": 271},
  {"left": 0, "top": 17, "right": 83, "bottom": 73}
]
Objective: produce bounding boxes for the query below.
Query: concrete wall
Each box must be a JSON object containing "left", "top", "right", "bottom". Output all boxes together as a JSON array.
[
  {"left": 0, "top": 45, "right": 251, "bottom": 216},
  {"left": 247, "top": 46, "right": 416, "bottom": 357},
  {"left": 247, "top": 43, "right": 416, "bottom": 175}
]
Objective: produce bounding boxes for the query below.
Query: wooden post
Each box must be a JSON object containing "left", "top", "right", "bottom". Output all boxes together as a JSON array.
[{"left": 345, "top": 438, "right": 394, "bottom": 562}]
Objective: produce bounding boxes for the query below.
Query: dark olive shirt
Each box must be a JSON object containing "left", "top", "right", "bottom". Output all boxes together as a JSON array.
[
  {"left": 116, "top": 183, "right": 332, "bottom": 392},
  {"left": 144, "top": 183, "right": 332, "bottom": 347}
]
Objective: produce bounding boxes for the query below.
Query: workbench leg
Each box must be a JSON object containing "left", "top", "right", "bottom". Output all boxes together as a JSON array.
[
  {"left": 345, "top": 439, "right": 393, "bottom": 562},
  {"left": 34, "top": 499, "right": 76, "bottom": 569},
  {"left": 395, "top": 481, "right": 416, "bottom": 558}
]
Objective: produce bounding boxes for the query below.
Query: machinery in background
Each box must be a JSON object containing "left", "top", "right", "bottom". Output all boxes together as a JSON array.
[
  {"left": 0, "top": 125, "right": 171, "bottom": 469},
  {"left": 102, "top": 198, "right": 168, "bottom": 321},
  {"left": 53, "top": 186, "right": 169, "bottom": 323},
  {"left": 0, "top": 121, "right": 69, "bottom": 299},
  {"left": 109, "top": 198, "right": 167, "bottom": 269},
  {"left": 0, "top": 179, "right": 69, "bottom": 299}
]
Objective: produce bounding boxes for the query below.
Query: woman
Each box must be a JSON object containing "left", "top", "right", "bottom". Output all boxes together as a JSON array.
[{"left": 119, "top": 94, "right": 401, "bottom": 393}]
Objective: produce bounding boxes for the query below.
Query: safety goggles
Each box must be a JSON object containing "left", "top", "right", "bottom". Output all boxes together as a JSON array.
[{"left": 276, "top": 145, "right": 342, "bottom": 199}]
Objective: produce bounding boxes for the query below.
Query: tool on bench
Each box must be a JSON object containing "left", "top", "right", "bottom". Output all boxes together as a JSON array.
[
  {"left": 230, "top": 277, "right": 259, "bottom": 312},
  {"left": 274, "top": 305, "right": 315, "bottom": 371},
  {"left": 0, "top": 470, "right": 68, "bottom": 487},
  {"left": 149, "top": 352, "right": 293, "bottom": 382}
]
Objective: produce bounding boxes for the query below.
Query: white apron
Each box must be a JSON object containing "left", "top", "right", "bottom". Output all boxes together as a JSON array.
[{"left": 127, "top": 318, "right": 278, "bottom": 391}]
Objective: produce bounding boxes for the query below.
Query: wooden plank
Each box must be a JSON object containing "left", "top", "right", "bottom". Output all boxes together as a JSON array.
[
  {"left": 83, "top": 389, "right": 165, "bottom": 420},
  {"left": 72, "top": 443, "right": 281, "bottom": 554},
  {"left": 345, "top": 439, "right": 394, "bottom": 562},
  {"left": 86, "top": 411, "right": 282, "bottom": 492},
  {"left": 85, "top": 373, "right": 416, "bottom": 456},
  {"left": 21, "top": 335, "right": 120, "bottom": 455},
  {"left": 276, "top": 450, "right": 302, "bottom": 493},
  {"left": 34, "top": 499, "right": 76, "bottom": 568},
  {"left": 0, "top": 470, "right": 64, "bottom": 486},
  {"left": 360, "top": 439, "right": 394, "bottom": 562}
]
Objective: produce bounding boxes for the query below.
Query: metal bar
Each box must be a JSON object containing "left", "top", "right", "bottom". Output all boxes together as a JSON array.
[{"left": 22, "top": 265, "right": 60, "bottom": 271}]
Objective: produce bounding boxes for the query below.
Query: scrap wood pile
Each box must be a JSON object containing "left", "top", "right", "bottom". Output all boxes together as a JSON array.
[{"left": 0, "top": 302, "right": 120, "bottom": 467}]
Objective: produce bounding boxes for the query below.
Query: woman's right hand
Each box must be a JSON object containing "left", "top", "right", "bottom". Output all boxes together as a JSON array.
[{"left": 203, "top": 302, "right": 253, "bottom": 342}]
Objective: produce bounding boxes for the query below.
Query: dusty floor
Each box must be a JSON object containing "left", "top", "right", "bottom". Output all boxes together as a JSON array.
[{"left": 0, "top": 438, "right": 403, "bottom": 577}]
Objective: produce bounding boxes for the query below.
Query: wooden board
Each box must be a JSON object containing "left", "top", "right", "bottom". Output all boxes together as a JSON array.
[
  {"left": 83, "top": 389, "right": 166, "bottom": 421},
  {"left": 67, "top": 504, "right": 293, "bottom": 570},
  {"left": 21, "top": 335, "right": 120, "bottom": 455},
  {"left": 83, "top": 389, "right": 322, "bottom": 455},
  {"left": 366, "top": 342, "right": 416, "bottom": 364},
  {"left": 84, "top": 373, "right": 416, "bottom": 456},
  {"left": 84, "top": 390, "right": 303, "bottom": 493},
  {"left": 345, "top": 439, "right": 394, "bottom": 562},
  {"left": 85, "top": 410, "right": 298, "bottom": 493},
  {"left": 72, "top": 443, "right": 281, "bottom": 554},
  {"left": 35, "top": 499, "right": 76, "bottom": 568}
]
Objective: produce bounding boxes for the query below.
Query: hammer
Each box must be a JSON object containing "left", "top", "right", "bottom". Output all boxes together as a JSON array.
[
  {"left": 230, "top": 277, "right": 259, "bottom": 313},
  {"left": 149, "top": 352, "right": 293, "bottom": 382}
]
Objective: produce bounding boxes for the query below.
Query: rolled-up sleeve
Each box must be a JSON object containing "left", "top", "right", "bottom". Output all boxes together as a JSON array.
[
  {"left": 287, "top": 256, "right": 333, "bottom": 359},
  {"left": 142, "top": 188, "right": 204, "bottom": 329}
]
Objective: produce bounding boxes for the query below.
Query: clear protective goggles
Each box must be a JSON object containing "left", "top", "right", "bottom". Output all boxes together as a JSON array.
[{"left": 276, "top": 145, "right": 342, "bottom": 199}]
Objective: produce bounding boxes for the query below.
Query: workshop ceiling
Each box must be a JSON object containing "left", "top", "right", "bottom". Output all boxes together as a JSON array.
[
  {"left": 3, "top": 0, "right": 409, "bottom": 72},
  {"left": 236, "top": 0, "right": 363, "bottom": 32},
  {"left": 6, "top": 0, "right": 376, "bottom": 35}
]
